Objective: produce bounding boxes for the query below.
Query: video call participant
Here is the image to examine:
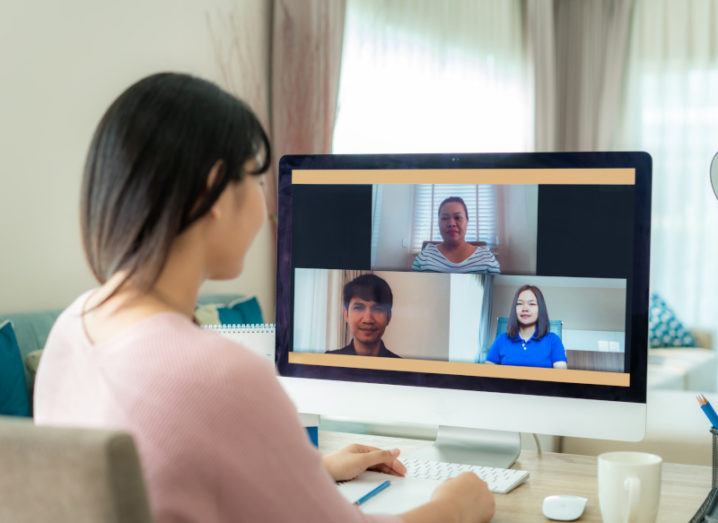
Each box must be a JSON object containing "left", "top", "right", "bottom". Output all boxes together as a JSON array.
[
  {"left": 327, "top": 273, "right": 401, "bottom": 358},
  {"left": 411, "top": 196, "right": 501, "bottom": 273},
  {"left": 486, "top": 285, "right": 568, "bottom": 369}
]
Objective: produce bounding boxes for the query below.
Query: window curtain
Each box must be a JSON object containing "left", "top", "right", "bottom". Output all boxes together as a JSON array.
[
  {"left": 293, "top": 269, "right": 344, "bottom": 352},
  {"left": 617, "top": 0, "right": 718, "bottom": 327},
  {"left": 270, "top": 0, "right": 346, "bottom": 229},
  {"left": 333, "top": 0, "right": 531, "bottom": 154},
  {"left": 529, "top": 0, "right": 634, "bottom": 151},
  {"left": 477, "top": 274, "right": 494, "bottom": 363}
]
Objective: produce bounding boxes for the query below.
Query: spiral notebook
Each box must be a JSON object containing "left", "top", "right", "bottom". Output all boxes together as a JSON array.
[{"left": 203, "top": 323, "right": 275, "bottom": 363}]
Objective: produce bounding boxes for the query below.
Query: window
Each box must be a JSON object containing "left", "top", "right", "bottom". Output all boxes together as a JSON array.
[
  {"left": 332, "top": 0, "right": 531, "bottom": 155},
  {"left": 617, "top": 0, "right": 718, "bottom": 326}
]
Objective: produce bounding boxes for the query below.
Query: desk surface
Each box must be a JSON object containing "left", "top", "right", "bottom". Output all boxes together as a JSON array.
[{"left": 319, "top": 431, "right": 711, "bottom": 522}]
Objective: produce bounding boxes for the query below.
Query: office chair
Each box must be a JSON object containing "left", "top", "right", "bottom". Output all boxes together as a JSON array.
[{"left": 0, "top": 416, "right": 153, "bottom": 523}]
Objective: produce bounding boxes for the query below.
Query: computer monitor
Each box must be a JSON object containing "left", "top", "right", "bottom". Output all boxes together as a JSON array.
[{"left": 276, "top": 152, "right": 651, "bottom": 467}]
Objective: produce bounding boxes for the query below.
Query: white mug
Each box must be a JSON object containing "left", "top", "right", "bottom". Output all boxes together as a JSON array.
[{"left": 598, "top": 452, "right": 662, "bottom": 523}]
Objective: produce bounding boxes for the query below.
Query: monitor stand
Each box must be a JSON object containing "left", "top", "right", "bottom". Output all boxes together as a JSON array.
[{"left": 405, "top": 425, "right": 521, "bottom": 469}]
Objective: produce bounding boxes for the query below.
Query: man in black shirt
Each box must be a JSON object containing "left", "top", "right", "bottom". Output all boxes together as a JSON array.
[{"left": 327, "top": 274, "right": 401, "bottom": 358}]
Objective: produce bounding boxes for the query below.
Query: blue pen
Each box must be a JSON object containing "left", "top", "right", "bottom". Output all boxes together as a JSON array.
[
  {"left": 697, "top": 394, "right": 718, "bottom": 428},
  {"left": 354, "top": 480, "right": 391, "bottom": 506}
]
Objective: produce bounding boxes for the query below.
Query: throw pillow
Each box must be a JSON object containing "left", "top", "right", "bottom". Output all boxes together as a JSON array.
[
  {"left": 0, "top": 321, "right": 31, "bottom": 416},
  {"left": 24, "top": 350, "right": 43, "bottom": 384},
  {"left": 217, "top": 297, "right": 263, "bottom": 325},
  {"left": 193, "top": 296, "right": 264, "bottom": 326},
  {"left": 648, "top": 293, "right": 696, "bottom": 348}
]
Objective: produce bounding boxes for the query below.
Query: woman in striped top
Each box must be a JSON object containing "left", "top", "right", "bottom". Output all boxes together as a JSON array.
[{"left": 412, "top": 196, "right": 501, "bottom": 273}]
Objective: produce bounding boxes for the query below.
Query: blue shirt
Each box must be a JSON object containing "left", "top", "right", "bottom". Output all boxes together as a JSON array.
[{"left": 486, "top": 330, "right": 567, "bottom": 368}]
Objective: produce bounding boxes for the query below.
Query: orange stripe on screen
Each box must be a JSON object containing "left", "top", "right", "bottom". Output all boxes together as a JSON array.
[
  {"left": 291, "top": 168, "right": 636, "bottom": 185},
  {"left": 287, "top": 352, "right": 631, "bottom": 387}
]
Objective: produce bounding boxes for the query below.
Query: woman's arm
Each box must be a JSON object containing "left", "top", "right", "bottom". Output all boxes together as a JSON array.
[
  {"left": 484, "top": 334, "right": 503, "bottom": 364},
  {"left": 550, "top": 333, "right": 568, "bottom": 369},
  {"left": 401, "top": 473, "right": 495, "bottom": 523},
  {"left": 212, "top": 346, "right": 494, "bottom": 523},
  {"left": 322, "top": 444, "right": 405, "bottom": 481},
  {"left": 411, "top": 251, "right": 424, "bottom": 271}
]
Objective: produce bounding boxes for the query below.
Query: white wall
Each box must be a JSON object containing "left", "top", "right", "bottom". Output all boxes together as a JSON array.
[
  {"left": 372, "top": 185, "right": 415, "bottom": 269},
  {"left": 448, "top": 274, "right": 485, "bottom": 362},
  {"left": 376, "top": 271, "right": 450, "bottom": 360},
  {"left": 0, "top": 0, "right": 275, "bottom": 318},
  {"left": 496, "top": 185, "right": 538, "bottom": 274}
]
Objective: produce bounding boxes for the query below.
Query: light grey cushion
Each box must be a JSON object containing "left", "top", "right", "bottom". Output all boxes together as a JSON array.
[{"left": 0, "top": 416, "right": 153, "bottom": 523}]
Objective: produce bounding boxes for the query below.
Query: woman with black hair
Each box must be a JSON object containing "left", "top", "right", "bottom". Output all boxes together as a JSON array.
[
  {"left": 33, "top": 73, "right": 493, "bottom": 523},
  {"left": 486, "top": 285, "right": 568, "bottom": 368}
]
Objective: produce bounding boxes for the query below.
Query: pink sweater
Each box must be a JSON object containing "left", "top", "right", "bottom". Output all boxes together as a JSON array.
[{"left": 34, "top": 293, "right": 401, "bottom": 523}]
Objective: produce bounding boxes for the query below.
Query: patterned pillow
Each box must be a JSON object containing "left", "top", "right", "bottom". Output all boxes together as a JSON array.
[
  {"left": 648, "top": 293, "right": 696, "bottom": 348},
  {"left": 193, "top": 296, "right": 264, "bottom": 326}
]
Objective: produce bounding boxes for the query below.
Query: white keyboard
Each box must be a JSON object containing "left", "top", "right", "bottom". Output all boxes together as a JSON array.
[{"left": 400, "top": 457, "right": 529, "bottom": 494}]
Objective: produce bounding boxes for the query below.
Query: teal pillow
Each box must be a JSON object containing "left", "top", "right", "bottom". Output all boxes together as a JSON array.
[
  {"left": 648, "top": 293, "right": 696, "bottom": 348},
  {"left": 217, "top": 297, "right": 264, "bottom": 325},
  {"left": 0, "top": 321, "right": 31, "bottom": 417},
  {"left": 194, "top": 296, "right": 264, "bottom": 326}
]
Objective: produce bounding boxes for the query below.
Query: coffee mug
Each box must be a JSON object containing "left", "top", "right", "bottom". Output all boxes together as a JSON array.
[{"left": 598, "top": 452, "right": 662, "bottom": 523}]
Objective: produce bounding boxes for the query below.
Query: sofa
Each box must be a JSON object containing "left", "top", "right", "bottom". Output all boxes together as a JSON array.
[
  {"left": 0, "top": 294, "right": 263, "bottom": 418},
  {"left": 647, "top": 329, "right": 716, "bottom": 392},
  {"left": 562, "top": 327, "right": 717, "bottom": 465}
]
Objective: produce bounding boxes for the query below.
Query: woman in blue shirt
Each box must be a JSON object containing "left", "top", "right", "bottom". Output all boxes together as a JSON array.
[{"left": 486, "top": 285, "right": 568, "bottom": 369}]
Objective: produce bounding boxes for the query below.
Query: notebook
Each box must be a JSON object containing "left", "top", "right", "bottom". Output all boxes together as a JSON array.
[
  {"left": 202, "top": 323, "right": 275, "bottom": 363},
  {"left": 337, "top": 471, "right": 437, "bottom": 514}
]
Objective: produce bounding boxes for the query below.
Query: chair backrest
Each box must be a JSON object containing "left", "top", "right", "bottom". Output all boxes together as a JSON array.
[
  {"left": 421, "top": 240, "right": 487, "bottom": 251},
  {"left": 0, "top": 416, "right": 153, "bottom": 523},
  {"left": 496, "top": 316, "right": 563, "bottom": 339}
]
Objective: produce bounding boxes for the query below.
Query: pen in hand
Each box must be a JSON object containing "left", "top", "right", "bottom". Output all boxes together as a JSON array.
[
  {"left": 354, "top": 480, "right": 391, "bottom": 506},
  {"left": 697, "top": 394, "right": 718, "bottom": 428}
]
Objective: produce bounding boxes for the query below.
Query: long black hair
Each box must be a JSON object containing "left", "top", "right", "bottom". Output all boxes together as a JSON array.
[
  {"left": 80, "top": 73, "right": 271, "bottom": 297},
  {"left": 506, "top": 285, "right": 550, "bottom": 339}
]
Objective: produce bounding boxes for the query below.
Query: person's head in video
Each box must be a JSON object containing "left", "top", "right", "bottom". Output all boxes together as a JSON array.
[{"left": 328, "top": 274, "right": 401, "bottom": 358}]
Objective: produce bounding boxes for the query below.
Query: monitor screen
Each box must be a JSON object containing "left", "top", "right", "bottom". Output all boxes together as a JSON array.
[{"left": 276, "top": 152, "right": 651, "bottom": 426}]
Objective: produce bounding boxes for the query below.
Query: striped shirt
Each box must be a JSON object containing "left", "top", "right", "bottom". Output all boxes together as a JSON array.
[{"left": 412, "top": 243, "right": 501, "bottom": 273}]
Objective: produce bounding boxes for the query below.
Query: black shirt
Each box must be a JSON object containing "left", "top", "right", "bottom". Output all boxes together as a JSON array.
[{"left": 326, "top": 340, "right": 401, "bottom": 358}]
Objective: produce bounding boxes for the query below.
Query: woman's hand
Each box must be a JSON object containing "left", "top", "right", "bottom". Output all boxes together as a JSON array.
[{"left": 322, "top": 443, "right": 407, "bottom": 482}]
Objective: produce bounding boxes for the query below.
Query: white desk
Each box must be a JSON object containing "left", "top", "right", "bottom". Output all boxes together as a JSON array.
[{"left": 319, "top": 430, "right": 712, "bottom": 522}]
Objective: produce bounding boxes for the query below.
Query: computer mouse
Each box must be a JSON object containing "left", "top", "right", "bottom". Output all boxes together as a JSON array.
[{"left": 542, "top": 495, "right": 588, "bottom": 521}]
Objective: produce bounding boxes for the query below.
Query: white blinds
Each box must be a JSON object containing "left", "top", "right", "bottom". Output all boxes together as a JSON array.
[{"left": 411, "top": 184, "right": 497, "bottom": 252}]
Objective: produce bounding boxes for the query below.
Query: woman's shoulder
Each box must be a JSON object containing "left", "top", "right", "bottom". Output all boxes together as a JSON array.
[
  {"left": 468, "top": 244, "right": 497, "bottom": 259},
  {"left": 541, "top": 331, "right": 562, "bottom": 343},
  {"left": 413, "top": 243, "right": 445, "bottom": 270},
  {"left": 96, "top": 314, "right": 273, "bottom": 384},
  {"left": 492, "top": 332, "right": 511, "bottom": 345},
  {"left": 419, "top": 243, "right": 442, "bottom": 257},
  {"left": 168, "top": 322, "right": 270, "bottom": 371}
]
